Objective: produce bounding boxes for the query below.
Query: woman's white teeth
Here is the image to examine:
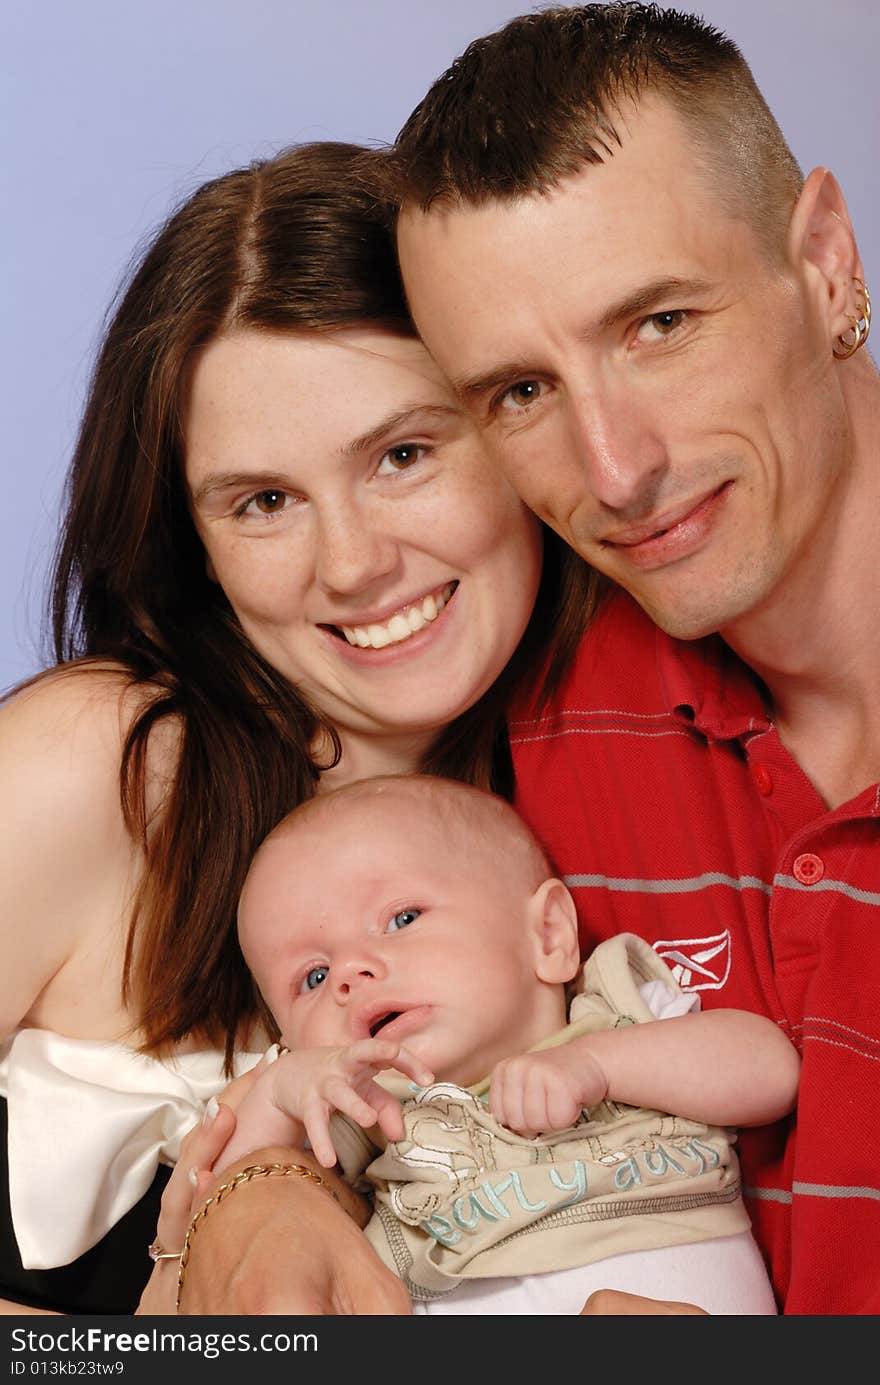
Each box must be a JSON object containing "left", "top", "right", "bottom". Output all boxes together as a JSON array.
[{"left": 341, "top": 585, "right": 453, "bottom": 650}]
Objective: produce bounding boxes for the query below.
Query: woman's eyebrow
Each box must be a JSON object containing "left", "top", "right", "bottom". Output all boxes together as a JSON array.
[
  {"left": 191, "top": 470, "right": 291, "bottom": 504},
  {"left": 342, "top": 403, "right": 463, "bottom": 456}
]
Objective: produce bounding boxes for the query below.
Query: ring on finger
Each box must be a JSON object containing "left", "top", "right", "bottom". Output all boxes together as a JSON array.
[{"left": 148, "top": 1237, "right": 184, "bottom": 1262}]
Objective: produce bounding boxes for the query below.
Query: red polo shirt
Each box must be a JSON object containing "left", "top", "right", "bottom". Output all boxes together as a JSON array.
[{"left": 510, "top": 589, "right": 880, "bottom": 1315}]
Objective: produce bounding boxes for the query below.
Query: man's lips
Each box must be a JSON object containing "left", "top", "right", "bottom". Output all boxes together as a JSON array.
[{"left": 601, "top": 484, "right": 730, "bottom": 549}]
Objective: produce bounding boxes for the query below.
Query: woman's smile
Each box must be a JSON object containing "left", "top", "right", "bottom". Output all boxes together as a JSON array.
[{"left": 333, "top": 580, "right": 457, "bottom": 652}]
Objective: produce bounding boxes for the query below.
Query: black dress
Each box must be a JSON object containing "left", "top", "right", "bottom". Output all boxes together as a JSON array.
[{"left": 0, "top": 1095, "right": 170, "bottom": 1314}]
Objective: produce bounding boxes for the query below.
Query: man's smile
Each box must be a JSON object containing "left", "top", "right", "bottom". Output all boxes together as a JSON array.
[{"left": 599, "top": 482, "right": 733, "bottom": 570}]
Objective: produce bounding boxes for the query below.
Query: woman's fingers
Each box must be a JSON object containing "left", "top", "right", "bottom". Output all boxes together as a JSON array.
[
  {"left": 212, "top": 1056, "right": 270, "bottom": 1113},
  {"left": 155, "top": 1101, "right": 236, "bottom": 1250}
]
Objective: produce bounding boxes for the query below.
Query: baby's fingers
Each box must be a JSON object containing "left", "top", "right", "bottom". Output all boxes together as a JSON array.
[
  {"left": 301, "top": 1096, "right": 340, "bottom": 1170},
  {"left": 488, "top": 1063, "right": 528, "bottom": 1134},
  {"left": 323, "top": 1075, "right": 380, "bottom": 1133},
  {"left": 344, "top": 1038, "right": 433, "bottom": 1087},
  {"left": 386, "top": 1045, "right": 434, "bottom": 1088},
  {"left": 371, "top": 1087, "right": 406, "bottom": 1145}
]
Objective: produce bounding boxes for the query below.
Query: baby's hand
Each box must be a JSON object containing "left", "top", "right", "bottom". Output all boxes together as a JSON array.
[
  {"left": 272, "top": 1040, "right": 434, "bottom": 1169},
  {"left": 488, "top": 1045, "right": 608, "bottom": 1137}
]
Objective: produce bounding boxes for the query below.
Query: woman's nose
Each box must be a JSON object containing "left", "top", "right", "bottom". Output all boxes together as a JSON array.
[{"left": 314, "top": 504, "right": 399, "bottom": 596}]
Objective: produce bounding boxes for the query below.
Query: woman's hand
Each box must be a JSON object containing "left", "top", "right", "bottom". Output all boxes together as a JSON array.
[
  {"left": 136, "top": 1057, "right": 269, "bottom": 1316},
  {"left": 175, "top": 1145, "right": 412, "bottom": 1316},
  {"left": 135, "top": 1097, "right": 239, "bottom": 1315}
]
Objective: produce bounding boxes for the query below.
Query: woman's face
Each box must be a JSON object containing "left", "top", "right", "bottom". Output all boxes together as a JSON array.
[{"left": 184, "top": 327, "right": 542, "bottom": 759}]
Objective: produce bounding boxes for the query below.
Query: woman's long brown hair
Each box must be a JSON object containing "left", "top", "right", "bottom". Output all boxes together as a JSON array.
[{"left": 43, "top": 142, "right": 603, "bottom": 1067}]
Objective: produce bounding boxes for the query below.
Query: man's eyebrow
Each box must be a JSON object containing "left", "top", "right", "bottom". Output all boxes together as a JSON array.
[
  {"left": 594, "top": 276, "right": 713, "bottom": 333},
  {"left": 452, "top": 277, "right": 714, "bottom": 401},
  {"left": 452, "top": 362, "right": 537, "bottom": 403},
  {"left": 342, "top": 403, "right": 463, "bottom": 456}
]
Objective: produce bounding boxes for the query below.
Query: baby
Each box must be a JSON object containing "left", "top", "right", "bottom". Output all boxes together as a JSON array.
[{"left": 224, "top": 775, "right": 799, "bottom": 1315}]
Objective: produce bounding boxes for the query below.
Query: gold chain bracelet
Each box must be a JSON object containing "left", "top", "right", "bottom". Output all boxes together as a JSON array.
[{"left": 176, "top": 1161, "right": 339, "bottom": 1312}]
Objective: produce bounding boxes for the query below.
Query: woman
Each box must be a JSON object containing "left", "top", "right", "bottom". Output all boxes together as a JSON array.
[{"left": 0, "top": 142, "right": 597, "bottom": 1314}]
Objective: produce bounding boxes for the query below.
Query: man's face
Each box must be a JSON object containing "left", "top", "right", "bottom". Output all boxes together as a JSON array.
[{"left": 398, "top": 97, "right": 847, "bottom": 641}]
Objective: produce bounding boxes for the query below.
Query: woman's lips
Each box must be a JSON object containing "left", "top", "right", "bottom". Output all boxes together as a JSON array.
[
  {"left": 601, "top": 482, "right": 732, "bottom": 570},
  {"left": 320, "top": 583, "right": 458, "bottom": 658},
  {"left": 340, "top": 582, "right": 456, "bottom": 650}
]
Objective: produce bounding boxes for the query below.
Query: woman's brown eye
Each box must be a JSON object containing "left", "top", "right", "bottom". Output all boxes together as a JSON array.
[{"left": 255, "top": 490, "right": 285, "bottom": 513}]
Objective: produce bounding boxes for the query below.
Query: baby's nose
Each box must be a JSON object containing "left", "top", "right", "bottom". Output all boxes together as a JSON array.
[{"left": 333, "top": 958, "right": 382, "bottom": 998}]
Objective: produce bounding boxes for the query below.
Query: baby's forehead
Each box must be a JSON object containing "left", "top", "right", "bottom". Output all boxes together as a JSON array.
[{"left": 245, "top": 778, "right": 546, "bottom": 913}]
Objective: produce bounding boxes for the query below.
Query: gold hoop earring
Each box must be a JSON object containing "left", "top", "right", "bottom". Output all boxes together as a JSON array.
[{"left": 833, "top": 277, "right": 871, "bottom": 359}]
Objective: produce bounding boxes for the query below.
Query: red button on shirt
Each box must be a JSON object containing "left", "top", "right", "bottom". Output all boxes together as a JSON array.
[
  {"left": 793, "top": 852, "right": 825, "bottom": 885},
  {"left": 752, "top": 765, "right": 773, "bottom": 796}
]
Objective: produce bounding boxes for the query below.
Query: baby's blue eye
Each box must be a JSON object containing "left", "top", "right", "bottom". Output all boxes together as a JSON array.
[
  {"left": 387, "top": 908, "right": 421, "bottom": 932},
  {"left": 301, "top": 964, "right": 329, "bottom": 993}
]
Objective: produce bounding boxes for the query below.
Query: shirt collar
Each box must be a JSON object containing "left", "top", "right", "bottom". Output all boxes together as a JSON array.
[{"left": 655, "top": 623, "right": 771, "bottom": 742}]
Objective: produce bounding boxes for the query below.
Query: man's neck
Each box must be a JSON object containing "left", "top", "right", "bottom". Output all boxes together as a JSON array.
[{"left": 721, "top": 364, "right": 880, "bottom": 808}]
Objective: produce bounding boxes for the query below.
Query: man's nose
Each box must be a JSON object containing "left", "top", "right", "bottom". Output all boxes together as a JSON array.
[
  {"left": 314, "top": 502, "right": 399, "bottom": 596},
  {"left": 566, "top": 383, "right": 669, "bottom": 514}
]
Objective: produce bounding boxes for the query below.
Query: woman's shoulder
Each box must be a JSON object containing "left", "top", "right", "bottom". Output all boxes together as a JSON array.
[
  {"left": 1, "top": 661, "right": 180, "bottom": 786},
  {"left": 0, "top": 664, "right": 181, "bottom": 1038},
  {"left": 4, "top": 659, "right": 159, "bottom": 727}
]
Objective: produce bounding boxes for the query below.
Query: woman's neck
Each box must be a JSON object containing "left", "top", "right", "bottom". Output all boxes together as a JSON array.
[{"left": 314, "top": 724, "right": 437, "bottom": 793}]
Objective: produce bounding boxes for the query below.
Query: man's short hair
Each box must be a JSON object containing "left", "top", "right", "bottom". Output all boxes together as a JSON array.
[{"left": 393, "top": 3, "right": 803, "bottom": 254}]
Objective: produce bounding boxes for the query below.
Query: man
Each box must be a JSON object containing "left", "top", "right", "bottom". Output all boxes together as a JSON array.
[
  {"left": 390, "top": 4, "right": 878, "bottom": 1316},
  {"left": 172, "top": 4, "right": 875, "bottom": 1318}
]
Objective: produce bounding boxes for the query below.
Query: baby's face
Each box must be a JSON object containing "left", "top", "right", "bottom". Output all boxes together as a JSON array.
[{"left": 239, "top": 795, "right": 562, "bottom": 1086}]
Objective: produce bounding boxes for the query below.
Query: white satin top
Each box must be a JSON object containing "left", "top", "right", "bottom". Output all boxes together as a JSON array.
[{"left": 0, "top": 1029, "right": 263, "bottom": 1270}]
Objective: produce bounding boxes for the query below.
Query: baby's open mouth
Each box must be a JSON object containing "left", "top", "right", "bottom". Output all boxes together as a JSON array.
[
  {"left": 324, "top": 582, "right": 457, "bottom": 651},
  {"left": 369, "top": 1011, "right": 401, "bottom": 1037}
]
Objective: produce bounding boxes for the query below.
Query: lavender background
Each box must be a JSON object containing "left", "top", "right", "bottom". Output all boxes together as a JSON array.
[{"left": 3, "top": 0, "right": 877, "bottom": 688}]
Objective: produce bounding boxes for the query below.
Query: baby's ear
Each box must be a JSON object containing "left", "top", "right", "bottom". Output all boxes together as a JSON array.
[{"left": 528, "top": 878, "right": 580, "bottom": 984}]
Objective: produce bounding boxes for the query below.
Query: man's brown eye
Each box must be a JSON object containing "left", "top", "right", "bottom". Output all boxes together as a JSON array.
[
  {"left": 504, "top": 381, "right": 541, "bottom": 408},
  {"left": 255, "top": 490, "right": 285, "bottom": 513},
  {"left": 651, "top": 311, "right": 684, "bottom": 334}
]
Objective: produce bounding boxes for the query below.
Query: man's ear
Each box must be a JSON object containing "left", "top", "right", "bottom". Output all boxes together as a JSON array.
[
  {"left": 787, "top": 167, "right": 865, "bottom": 343},
  {"left": 527, "top": 878, "right": 581, "bottom": 984}
]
